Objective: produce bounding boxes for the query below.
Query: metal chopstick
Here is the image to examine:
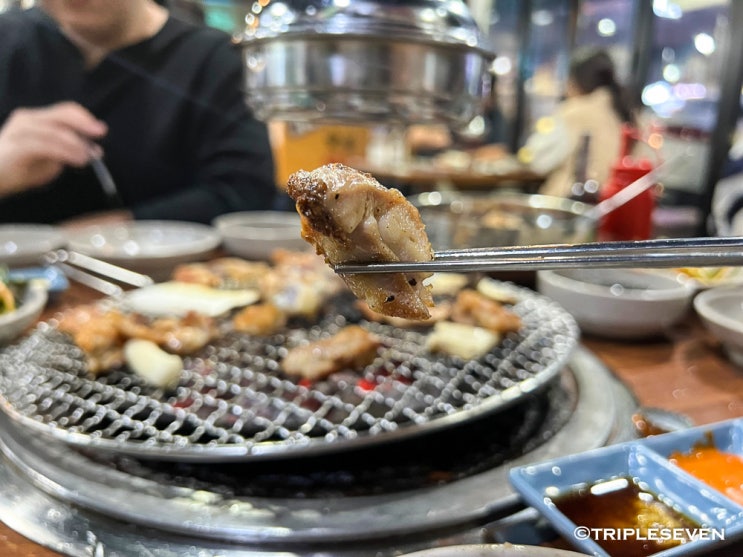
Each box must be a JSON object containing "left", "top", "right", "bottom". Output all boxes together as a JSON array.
[
  {"left": 43, "top": 249, "right": 154, "bottom": 295},
  {"left": 89, "top": 154, "right": 125, "bottom": 209},
  {"left": 332, "top": 236, "right": 743, "bottom": 274},
  {"left": 51, "top": 261, "right": 125, "bottom": 297}
]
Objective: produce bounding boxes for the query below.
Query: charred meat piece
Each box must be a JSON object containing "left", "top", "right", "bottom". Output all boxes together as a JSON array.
[
  {"left": 232, "top": 302, "right": 287, "bottom": 336},
  {"left": 287, "top": 163, "right": 434, "bottom": 320},
  {"left": 260, "top": 249, "right": 345, "bottom": 319},
  {"left": 281, "top": 324, "right": 382, "bottom": 381},
  {"left": 355, "top": 299, "right": 451, "bottom": 328},
  {"left": 208, "top": 258, "right": 271, "bottom": 289},
  {"left": 450, "top": 289, "right": 522, "bottom": 334},
  {"left": 172, "top": 258, "right": 270, "bottom": 289},
  {"left": 117, "top": 311, "right": 218, "bottom": 355},
  {"left": 171, "top": 262, "right": 222, "bottom": 287},
  {"left": 56, "top": 305, "right": 126, "bottom": 374}
]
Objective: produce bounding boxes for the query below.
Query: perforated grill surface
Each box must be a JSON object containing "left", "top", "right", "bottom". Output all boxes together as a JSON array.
[{"left": 0, "top": 282, "right": 578, "bottom": 462}]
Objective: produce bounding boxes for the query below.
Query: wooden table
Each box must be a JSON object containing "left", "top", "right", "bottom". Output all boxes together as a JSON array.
[{"left": 4, "top": 283, "right": 743, "bottom": 556}]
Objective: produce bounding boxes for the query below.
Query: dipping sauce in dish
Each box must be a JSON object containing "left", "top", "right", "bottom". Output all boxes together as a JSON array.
[
  {"left": 669, "top": 445, "right": 743, "bottom": 506},
  {"left": 553, "top": 477, "right": 698, "bottom": 556}
]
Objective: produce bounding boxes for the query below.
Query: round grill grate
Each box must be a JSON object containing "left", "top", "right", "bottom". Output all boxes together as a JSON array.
[{"left": 0, "top": 282, "right": 579, "bottom": 462}]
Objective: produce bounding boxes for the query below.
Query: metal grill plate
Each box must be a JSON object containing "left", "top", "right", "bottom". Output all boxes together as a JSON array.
[{"left": 0, "top": 281, "right": 579, "bottom": 462}]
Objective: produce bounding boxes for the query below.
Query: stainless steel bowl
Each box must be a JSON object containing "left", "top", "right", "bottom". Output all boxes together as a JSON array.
[
  {"left": 239, "top": 0, "right": 494, "bottom": 126},
  {"left": 412, "top": 191, "right": 596, "bottom": 250}
]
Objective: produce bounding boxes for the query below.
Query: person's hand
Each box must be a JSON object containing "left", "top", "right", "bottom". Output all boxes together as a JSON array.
[{"left": 0, "top": 102, "right": 107, "bottom": 197}]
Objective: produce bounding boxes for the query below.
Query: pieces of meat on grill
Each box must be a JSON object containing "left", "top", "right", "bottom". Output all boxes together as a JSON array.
[
  {"left": 171, "top": 262, "right": 222, "bottom": 288},
  {"left": 450, "top": 289, "right": 522, "bottom": 334},
  {"left": 281, "top": 324, "right": 382, "bottom": 381},
  {"left": 232, "top": 302, "right": 287, "bottom": 336},
  {"left": 56, "top": 304, "right": 126, "bottom": 374},
  {"left": 286, "top": 163, "right": 435, "bottom": 320},
  {"left": 56, "top": 305, "right": 218, "bottom": 374},
  {"left": 260, "top": 250, "right": 344, "bottom": 319},
  {"left": 117, "top": 311, "right": 218, "bottom": 355},
  {"left": 173, "top": 258, "right": 270, "bottom": 289},
  {"left": 355, "top": 299, "right": 452, "bottom": 328}
]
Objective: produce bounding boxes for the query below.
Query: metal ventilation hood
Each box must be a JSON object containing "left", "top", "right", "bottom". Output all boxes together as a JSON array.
[{"left": 238, "top": 0, "right": 495, "bottom": 126}]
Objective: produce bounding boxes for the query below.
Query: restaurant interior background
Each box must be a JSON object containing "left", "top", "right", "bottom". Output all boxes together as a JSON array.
[
  {"left": 5, "top": 2, "right": 743, "bottom": 556},
  {"left": 177, "top": 0, "right": 743, "bottom": 238},
  {"left": 3, "top": 0, "right": 742, "bottom": 236}
]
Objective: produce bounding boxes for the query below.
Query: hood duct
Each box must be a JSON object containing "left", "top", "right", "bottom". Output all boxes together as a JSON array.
[{"left": 238, "top": 0, "right": 495, "bottom": 127}]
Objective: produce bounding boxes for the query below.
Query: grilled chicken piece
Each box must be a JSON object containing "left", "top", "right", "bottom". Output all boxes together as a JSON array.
[
  {"left": 117, "top": 311, "right": 218, "bottom": 355},
  {"left": 287, "top": 163, "right": 434, "bottom": 320},
  {"left": 450, "top": 289, "right": 522, "bottom": 334},
  {"left": 208, "top": 258, "right": 270, "bottom": 289},
  {"left": 232, "top": 302, "right": 287, "bottom": 336},
  {"left": 260, "top": 250, "right": 344, "bottom": 319},
  {"left": 58, "top": 304, "right": 218, "bottom": 374},
  {"left": 356, "top": 299, "right": 452, "bottom": 328},
  {"left": 56, "top": 305, "right": 126, "bottom": 374},
  {"left": 173, "top": 258, "right": 270, "bottom": 289},
  {"left": 282, "top": 325, "right": 381, "bottom": 381},
  {"left": 171, "top": 262, "right": 222, "bottom": 287}
]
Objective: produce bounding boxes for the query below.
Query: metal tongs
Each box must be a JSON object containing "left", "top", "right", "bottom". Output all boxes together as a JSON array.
[
  {"left": 43, "top": 249, "right": 153, "bottom": 296},
  {"left": 333, "top": 236, "right": 743, "bottom": 274}
]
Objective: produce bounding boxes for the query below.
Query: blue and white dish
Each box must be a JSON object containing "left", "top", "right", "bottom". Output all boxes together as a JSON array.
[
  {"left": 8, "top": 267, "right": 69, "bottom": 295},
  {"left": 510, "top": 418, "right": 743, "bottom": 556}
]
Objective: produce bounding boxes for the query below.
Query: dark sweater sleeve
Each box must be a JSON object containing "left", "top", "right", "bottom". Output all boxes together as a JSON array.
[{"left": 130, "top": 39, "right": 276, "bottom": 223}]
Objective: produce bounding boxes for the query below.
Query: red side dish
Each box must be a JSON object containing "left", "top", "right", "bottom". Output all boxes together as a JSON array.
[{"left": 670, "top": 446, "right": 743, "bottom": 506}]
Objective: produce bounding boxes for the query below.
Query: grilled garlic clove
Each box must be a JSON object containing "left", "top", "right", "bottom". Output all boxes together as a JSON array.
[
  {"left": 124, "top": 339, "right": 183, "bottom": 390},
  {"left": 425, "top": 321, "right": 500, "bottom": 360},
  {"left": 476, "top": 277, "right": 519, "bottom": 305}
]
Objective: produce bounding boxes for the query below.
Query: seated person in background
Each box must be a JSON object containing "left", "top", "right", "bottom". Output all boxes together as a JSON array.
[
  {"left": 520, "top": 48, "right": 635, "bottom": 198},
  {"left": 0, "top": 0, "right": 276, "bottom": 226}
]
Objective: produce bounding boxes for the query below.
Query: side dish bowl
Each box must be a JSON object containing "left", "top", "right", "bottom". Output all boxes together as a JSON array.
[
  {"left": 212, "top": 211, "right": 306, "bottom": 260},
  {"left": 0, "top": 280, "right": 47, "bottom": 345},
  {"left": 510, "top": 418, "right": 743, "bottom": 557},
  {"left": 0, "top": 224, "right": 66, "bottom": 268},
  {"left": 693, "top": 285, "right": 743, "bottom": 366},
  {"left": 65, "top": 221, "right": 221, "bottom": 280},
  {"left": 537, "top": 268, "right": 695, "bottom": 339}
]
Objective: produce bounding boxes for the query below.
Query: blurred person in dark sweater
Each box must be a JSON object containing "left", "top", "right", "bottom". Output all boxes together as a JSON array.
[{"left": 0, "top": 0, "right": 276, "bottom": 226}]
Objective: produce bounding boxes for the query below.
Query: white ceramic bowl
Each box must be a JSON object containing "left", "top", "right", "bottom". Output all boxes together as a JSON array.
[
  {"left": 65, "top": 221, "right": 221, "bottom": 280},
  {"left": 537, "top": 268, "right": 695, "bottom": 339},
  {"left": 212, "top": 211, "right": 307, "bottom": 260},
  {"left": 0, "top": 224, "right": 66, "bottom": 267},
  {"left": 694, "top": 285, "right": 743, "bottom": 366},
  {"left": 0, "top": 280, "right": 48, "bottom": 345}
]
